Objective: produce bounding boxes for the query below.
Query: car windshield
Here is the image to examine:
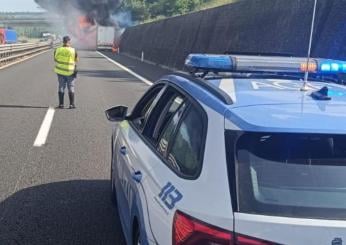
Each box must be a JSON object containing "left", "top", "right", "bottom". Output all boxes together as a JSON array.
[{"left": 234, "top": 132, "right": 346, "bottom": 220}]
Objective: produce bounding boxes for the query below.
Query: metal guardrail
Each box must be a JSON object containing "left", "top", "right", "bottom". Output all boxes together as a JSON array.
[{"left": 0, "top": 41, "right": 55, "bottom": 67}]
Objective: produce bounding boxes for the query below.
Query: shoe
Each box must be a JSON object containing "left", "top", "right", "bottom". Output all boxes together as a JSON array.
[
  {"left": 58, "top": 105, "right": 64, "bottom": 109},
  {"left": 69, "top": 104, "right": 76, "bottom": 109}
]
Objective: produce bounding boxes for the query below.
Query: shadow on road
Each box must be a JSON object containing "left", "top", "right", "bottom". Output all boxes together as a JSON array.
[
  {"left": 0, "top": 105, "right": 48, "bottom": 109},
  {"left": 79, "top": 56, "right": 105, "bottom": 59},
  {"left": 0, "top": 180, "right": 125, "bottom": 245},
  {"left": 79, "top": 69, "right": 141, "bottom": 83}
]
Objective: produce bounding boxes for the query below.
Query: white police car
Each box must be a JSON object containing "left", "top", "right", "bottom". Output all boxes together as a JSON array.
[{"left": 106, "top": 54, "right": 346, "bottom": 245}]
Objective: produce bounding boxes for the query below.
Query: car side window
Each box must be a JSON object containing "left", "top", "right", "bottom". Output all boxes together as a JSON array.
[
  {"left": 143, "top": 87, "right": 185, "bottom": 143},
  {"left": 131, "top": 85, "right": 164, "bottom": 131},
  {"left": 157, "top": 102, "right": 187, "bottom": 156},
  {"left": 152, "top": 95, "right": 184, "bottom": 141},
  {"left": 167, "top": 105, "right": 205, "bottom": 177}
]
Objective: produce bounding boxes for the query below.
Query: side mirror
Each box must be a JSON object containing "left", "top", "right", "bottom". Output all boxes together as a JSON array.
[{"left": 105, "top": 106, "right": 128, "bottom": 122}]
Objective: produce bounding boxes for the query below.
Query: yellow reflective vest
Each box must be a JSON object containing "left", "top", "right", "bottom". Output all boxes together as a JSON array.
[{"left": 54, "top": 46, "right": 76, "bottom": 76}]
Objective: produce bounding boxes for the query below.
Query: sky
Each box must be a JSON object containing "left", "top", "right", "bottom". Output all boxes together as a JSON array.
[{"left": 1, "top": 0, "right": 43, "bottom": 12}]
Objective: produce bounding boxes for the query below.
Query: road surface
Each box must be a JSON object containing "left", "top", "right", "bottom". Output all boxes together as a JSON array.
[{"left": 0, "top": 50, "right": 153, "bottom": 244}]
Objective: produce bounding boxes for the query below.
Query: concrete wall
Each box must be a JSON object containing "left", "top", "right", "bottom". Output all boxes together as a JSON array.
[{"left": 120, "top": 0, "right": 346, "bottom": 70}]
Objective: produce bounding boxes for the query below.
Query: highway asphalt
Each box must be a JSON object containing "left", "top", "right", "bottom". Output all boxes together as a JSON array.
[
  {"left": 99, "top": 50, "right": 173, "bottom": 82},
  {"left": 0, "top": 50, "right": 153, "bottom": 244}
]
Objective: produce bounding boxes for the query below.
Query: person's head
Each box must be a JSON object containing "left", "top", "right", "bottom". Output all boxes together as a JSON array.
[{"left": 63, "top": 36, "right": 71, "bottom": 47}]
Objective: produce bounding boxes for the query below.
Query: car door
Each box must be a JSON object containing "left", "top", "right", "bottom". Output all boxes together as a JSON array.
[
  {"left": 139, "top": 86, "right": 207, "bottom": 244},
  {"left": 124, "top": 85, "right": 191, "bottom": 244},
  {"left": 114, "top": 84, "right": 165, "bottom": 243},
  {"left": 116, "top": 82, "right": 206, "bottom": 244}
]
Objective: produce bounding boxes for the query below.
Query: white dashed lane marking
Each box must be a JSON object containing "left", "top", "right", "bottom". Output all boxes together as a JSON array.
[{"left": 33, "top": 107, "right": 55, "bottom": 147}]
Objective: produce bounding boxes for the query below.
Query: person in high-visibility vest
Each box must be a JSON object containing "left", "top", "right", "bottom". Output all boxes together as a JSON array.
[{"left": 54, "top": 36, "right": 78, "bottom": 109}]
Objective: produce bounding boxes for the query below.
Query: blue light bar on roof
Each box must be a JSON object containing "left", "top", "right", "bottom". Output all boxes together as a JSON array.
[
  {"left": 319, "top": 60, "right": 346, "bottom": 73},
  {"left": 185, "top": 53, "right": 346, "bottom": 75}
]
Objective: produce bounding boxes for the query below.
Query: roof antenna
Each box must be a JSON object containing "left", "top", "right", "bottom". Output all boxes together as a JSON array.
[{"left": 301, "top": 0, "right": 318, "bottom": 91}]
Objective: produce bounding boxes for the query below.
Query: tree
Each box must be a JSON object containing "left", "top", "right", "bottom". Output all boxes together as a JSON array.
[
  {"left": 121, "top": 0, "right": 228, "bottom": 23},
  {"left": 149, "top": 0, "right": 177, "bottom": 18},
  {"left": 120, "top": 0, "right": 150, "bottom": 22},
  {"left": 176, "top": 0, "right": 201, "bottom": 15}
]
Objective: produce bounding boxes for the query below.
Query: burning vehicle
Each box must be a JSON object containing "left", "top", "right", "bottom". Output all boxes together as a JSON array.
[{"left": 35, "top": 0, "right": 122, "bottom": 50}]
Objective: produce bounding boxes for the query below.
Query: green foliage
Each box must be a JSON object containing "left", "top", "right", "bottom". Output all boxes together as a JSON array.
[
  {"left": 121, "top": 0, "right": 150, "bottom": 22},
  {"left": 175, "top": 0, "right": 202, "bottom": 15},
  {"left": 120, "top": 0, "right": 235, "bottom": 23}
]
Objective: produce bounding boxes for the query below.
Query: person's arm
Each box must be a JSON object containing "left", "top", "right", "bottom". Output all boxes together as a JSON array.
[{"left": 75, "top": 51, "right": 79, "bottom": 62}]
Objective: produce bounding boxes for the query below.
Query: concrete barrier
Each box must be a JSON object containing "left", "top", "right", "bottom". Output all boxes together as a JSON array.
[{"left": 120, "top": 0, "right": 346, "bottom": 70}]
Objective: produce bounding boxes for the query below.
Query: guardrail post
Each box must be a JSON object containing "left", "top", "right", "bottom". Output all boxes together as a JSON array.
[{"left": 141, "top": 51, "right": 144, "bottom": 62}]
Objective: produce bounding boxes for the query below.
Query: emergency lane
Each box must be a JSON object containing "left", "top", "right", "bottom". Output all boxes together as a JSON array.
[{"left": 0, "top": 50, "right": 149, "bottom": 244}]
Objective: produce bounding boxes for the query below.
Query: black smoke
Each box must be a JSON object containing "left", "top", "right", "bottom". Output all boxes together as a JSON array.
[{"left": 35, "top": 0, "right": 122, "bottom": 26}]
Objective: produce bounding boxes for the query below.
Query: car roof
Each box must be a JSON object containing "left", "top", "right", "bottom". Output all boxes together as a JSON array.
[{"left": 163, "top": 74, "right": 346, "bottom": 134}]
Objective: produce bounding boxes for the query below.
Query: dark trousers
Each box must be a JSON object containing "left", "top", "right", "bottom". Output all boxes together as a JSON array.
[{"left": 58, "top": 74, "right": 75, "bottom": 93}]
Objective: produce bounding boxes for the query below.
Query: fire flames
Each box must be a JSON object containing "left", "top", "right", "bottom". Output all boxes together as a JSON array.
[
  {"left": 78, "top": 15, "right": 95, "bottom": 29},
  {"left": 35, "top": 0, "right": 124, "bottom": 50},
  {"left": 66, "top": 14, "right": 97, "bottom": 50}
]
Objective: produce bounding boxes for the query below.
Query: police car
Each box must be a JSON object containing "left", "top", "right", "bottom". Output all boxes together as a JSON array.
[{"left": 106, "top": 53, "right": 346, "bottom": 245}]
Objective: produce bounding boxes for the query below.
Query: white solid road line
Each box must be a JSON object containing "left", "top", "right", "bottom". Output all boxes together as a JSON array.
[
  {"left": 33, "top": 107, "right": 55, "bottom": 147},
  {"left": 96, "top": 51, "right": 153, "bottom": 86}
]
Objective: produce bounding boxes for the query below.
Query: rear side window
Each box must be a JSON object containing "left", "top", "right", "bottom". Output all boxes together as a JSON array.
[
  {"left": 234, "top": 132, "right": 346, "bottom": 220},
  {"left": 166, "top": 105, "right": 206, "bottom": 177}
]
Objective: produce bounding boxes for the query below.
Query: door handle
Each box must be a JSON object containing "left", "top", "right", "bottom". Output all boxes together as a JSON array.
[
  {"left": 132, "top": 171, "right": 142, "bottom": 183},
  {"left": 120, "top": 146, "right": 127, "bottom": 156}
]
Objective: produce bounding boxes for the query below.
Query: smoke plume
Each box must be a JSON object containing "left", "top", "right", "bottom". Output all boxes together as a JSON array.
[
  {"left": 35, "top": 0, "right": 122, "bottom": 26},
  {"left": 34, "top": 0, "right": 126, "bottom": 49}
]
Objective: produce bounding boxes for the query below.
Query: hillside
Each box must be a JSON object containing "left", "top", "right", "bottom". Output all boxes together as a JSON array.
[{"left": 120, "top": 0, "right": 237, "bottom": 23}]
